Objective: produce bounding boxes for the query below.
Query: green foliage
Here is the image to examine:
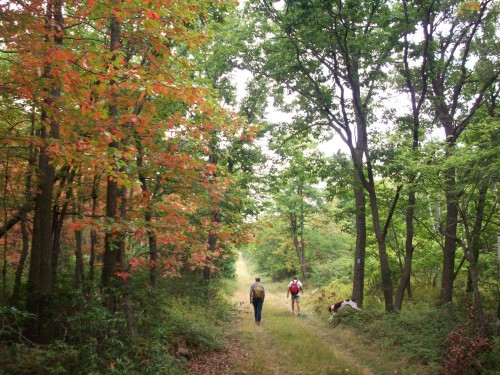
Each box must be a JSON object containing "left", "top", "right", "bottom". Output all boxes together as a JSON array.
[
  {"left": 322, "top": 302, "right": 500, "bottom": 373},
  {"left": 0, "top": 266, "right": 235, "bottom": 374},
  {"left": 0, "top": 341, "right": 82, "bottom": 375},
  {"left": 0, "top": 306, "right": 35, "bottom": 344},
  {"left": 161, "top": 297, "right": 227, "bottom": 351},
  {"left": 246, "top": 206, "right": 355, "bottom": 283},
  {"left": 481, "top": 336, "right": 500, "bottom": 374}
]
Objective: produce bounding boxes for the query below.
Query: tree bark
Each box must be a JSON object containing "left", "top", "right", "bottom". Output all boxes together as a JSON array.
[
  {"left": 89, "top": 175, "right": 100, "bottom": 286},
  {"left": 395, "top": 0, "right": 428, "bottom": 311},
  {"left": 395, "top": 190, "right": 416, "bottom": 310},
  {"left": 26, "top": 0, "right": 63, "bottom": 341},
  {"left": 136, "top": 135, "right": 158, "bottom": 287},
  {"left": 101, "top": 6, "right": 123, "bottom": 312},
  {"left": 441, "top": 166, "right": 458, "bottom": 303},
  {"left": 11, "top": 218, "right": 30, "bottom": 307},
  {"left": 351, "top": 172, "right": 366, "bottom": 307},
  {"left": 73, "top": 203, "right": 85, "bottom": 289},
  {"left": 51, "top": 168, "right": 74, "bottom": 283},
  {"left": 0, "top": 202, "right": 33, "bottom": 240},
  {"left": 466, "top": 183, "right": 488, "bottom": 293},
  {"left": 289, "top": 212, "right": 308, "bottom": 281}
]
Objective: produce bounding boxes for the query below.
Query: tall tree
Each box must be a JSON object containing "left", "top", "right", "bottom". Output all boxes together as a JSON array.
[
  {"left": 241, "top": 0, "right": 403, "bottom": 311},
  {"left": 415, "top": 0, "right": 498, "bottom": 303},
  {"left": 24, "top": 0, "right": 64, "bottom": 340},
  {"left": 392, "top": 0, "right": 431, "bottom": 310},
  {"left": 266, "top": 138, "right": 326, "bottom": 280}
]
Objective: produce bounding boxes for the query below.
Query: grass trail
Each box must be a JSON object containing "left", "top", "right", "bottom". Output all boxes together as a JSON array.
[{"left": 229, "top": 254, "right": 376, "bottom": 375}]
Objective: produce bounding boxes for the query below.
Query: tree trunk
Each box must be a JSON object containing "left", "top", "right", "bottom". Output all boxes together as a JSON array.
[
  {"left": 101, "top": 7, "right": 122, "bottom": 312},
  {"left": 467, "top": 183, "right": 487, "bottom": 293},
  {"left": 136, "top": 139, "right": 158, "bottom": 287},
  {"left": 367, "top": 183, "right": 394, "bottom": 312},
  {"left": 204, "top": 153, "right": 220, "bottom": 281},
  {"left": 289, "top": 212, "right": 308, "bottom": 281},
  {"left": 101, "top": 173, "right": 121, "bottom": 306},
  {"left": 11, "top": 218, "right": 30, "bottom": 307},
  {"left": 395, "top": 190, "right": 416, "bottom": 310},
  {"left": 25, "top": 0, "right": 63, "bottom": 341},
  {"left": 51, "top": 167, "right": 74, "bottom": 283},
  {"left": 441, "top": 166, "right": 458, "bottom": 304},
  {"left": 148, "top": 230, "right": 159, "bottom": 288},
  {"left": 11, "top": 130, "right": 35, "bottom": 306},
  {"left": 73, "top": 204, "right": 85, "bottom": 290},
  {"left": 467, "top": 249, "right": 487, "bottom": 335},
  {"left": 0, "top": 202, "right": 33, "bottom": 239},
  {"left": 351, "top": 172, "right": 366, "bottom": 307},
  {"left": 351, "top": 142, "right": 394, "bottom": 311},
  {"left": 396, "top": 0, "right": 427, "bottom": 311},
  {"left": 119, "top": 187, "right": 135, "bottom": 335},
  {"left": 89, "top": 175, "right": 100, "bottom": 286}
]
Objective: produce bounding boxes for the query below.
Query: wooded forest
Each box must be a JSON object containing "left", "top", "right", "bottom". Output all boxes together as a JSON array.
[{"left": 0, "top": 0, "right": 499, "bottom": 374}]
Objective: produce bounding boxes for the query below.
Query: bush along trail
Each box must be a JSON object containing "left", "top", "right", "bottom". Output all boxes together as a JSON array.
[{"left": 188, "top": 254, "right": 405, "bottom": 375}]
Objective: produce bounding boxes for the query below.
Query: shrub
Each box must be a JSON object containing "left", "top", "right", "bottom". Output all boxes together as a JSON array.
[{"left": 337, "top": 304, "right": 467, "bottom": 370}]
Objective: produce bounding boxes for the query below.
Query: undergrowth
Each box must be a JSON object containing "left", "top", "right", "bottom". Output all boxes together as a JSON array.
[
  {"left": 309, "top": 287, "right": 499, "bottom": 374},
  {"left": 0, "top": 272, "right": 234, "bottom": 375}
]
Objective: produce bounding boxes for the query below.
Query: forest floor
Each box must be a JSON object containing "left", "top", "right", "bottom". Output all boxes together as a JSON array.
[{"left": 187, "top": 254, "right": 407, "bottom": 375}]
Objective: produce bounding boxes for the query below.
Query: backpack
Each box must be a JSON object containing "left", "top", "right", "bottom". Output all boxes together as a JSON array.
[
  {"left": 253, "top": 284, "right": 264, "bottom": 299},
  {"left": 289, "top": 280, "right": 300, "bottom": 295}
]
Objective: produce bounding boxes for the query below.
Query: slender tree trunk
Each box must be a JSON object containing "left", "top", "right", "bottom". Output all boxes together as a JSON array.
[
  {"left": 136, "top": 139, "right": 158, "bottom": 287},
  {"left": 299, "top": 201, "right": 308, "bottom": 280},
  {"left": 395, "top": 190, "right": 416, "bottom": 310},
  {"left": 11, "top": 219, "right": 30, "bottom": 307},
  {"left": 101, "top": 174, "right": 120, "bottom": 295},
  {"left": 74, "top": 226, "right": 84, "bottom": 289},
  {"left": 0, "top": 202, "right": 33, "bottom": 240},
  {"left": 441, "top": 166, "right": 458, "bottom": 303},
  {"left": 118, "top": 187, "right": 135, "bottom": 335},
  {"left": 459, "top": 229, "right": 488, "bottom": 336},
  {"left": 148, "top": 229, "right": 159, "bottom": 287},
  {"left": 467, "top": 251, "right": 487, "bottom": 335},
  {"left": 351, "top": 139, "right": 394, "bottom": 311},
  {"left": 89, "top": 175, "right": 100, "bottom": 286},
  {"left": 466, "top": 183, "right": 487, "bottom": 293},
  {"left": 352, "top": 173, "right": 366, "bottom": 307},
  {"left": 73, "top": 203, "right": 85, "bottom": 289},
  {"left": 101, "top": 7, "right": 122, "bottom": 312},
  {"left": 367, "top": 183, "right": 394, "bottom": 312},
  {"left": 204, "top": 153, "right": 220, "bottom": 281},
  {"left": 289, "top": 212, "right": 307, "bottom": 280},
  {"left": 51, "top": 167, "right": 74, "bottom": 283},
  {"left": 204, "top": 214, "right": 220, "bottom": 280},
  {"left": 396, "top": 0, "right": 427, "bottom": 311},
  {"left": 11, "top": 128, "right": 35, "bottom": 306},
  {"left": 2, "top": 152, "right": 9, "bottom": 302}
]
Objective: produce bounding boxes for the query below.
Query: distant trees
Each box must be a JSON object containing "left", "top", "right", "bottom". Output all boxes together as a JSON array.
[{"left": 238, "top": 0, "right": 499, "bottom": 323}]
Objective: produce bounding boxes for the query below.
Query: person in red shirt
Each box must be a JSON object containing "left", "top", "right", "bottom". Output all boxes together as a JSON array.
[{"left": 287, "top": 275, "right": 304, "bottom": 315}]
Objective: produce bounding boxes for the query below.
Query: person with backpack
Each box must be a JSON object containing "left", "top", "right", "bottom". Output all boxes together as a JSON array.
[
  {"left": 250, "top": 277, "right": 265, "bottom": 324},
  {"left": 287, "top": 275, "right": 304, "bottom": 315}
]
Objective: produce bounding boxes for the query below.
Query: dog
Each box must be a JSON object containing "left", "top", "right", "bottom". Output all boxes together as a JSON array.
[{"left": 327, "top": 298, "right": 361, "bottom": 323}]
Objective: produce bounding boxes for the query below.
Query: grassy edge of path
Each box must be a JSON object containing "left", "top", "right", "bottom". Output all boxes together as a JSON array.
[{"left": 229, "top": 253, "right": 378, "bottom": 375}]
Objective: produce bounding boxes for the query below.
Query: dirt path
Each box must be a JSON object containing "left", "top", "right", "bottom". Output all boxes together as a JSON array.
[
  {"left": 187, "top": 254, "right": 408, "bottom": 374},
  {"left": 226, "top": 254, "right": 375, "bottom": 375}
]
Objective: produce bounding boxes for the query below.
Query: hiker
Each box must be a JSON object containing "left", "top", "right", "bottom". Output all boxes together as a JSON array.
[
  {"left": 287, "top": 275, "right": 304, "bottom": 315},
  {"left": 250, "top": 277, "right": 265, "bottom": 325}
]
